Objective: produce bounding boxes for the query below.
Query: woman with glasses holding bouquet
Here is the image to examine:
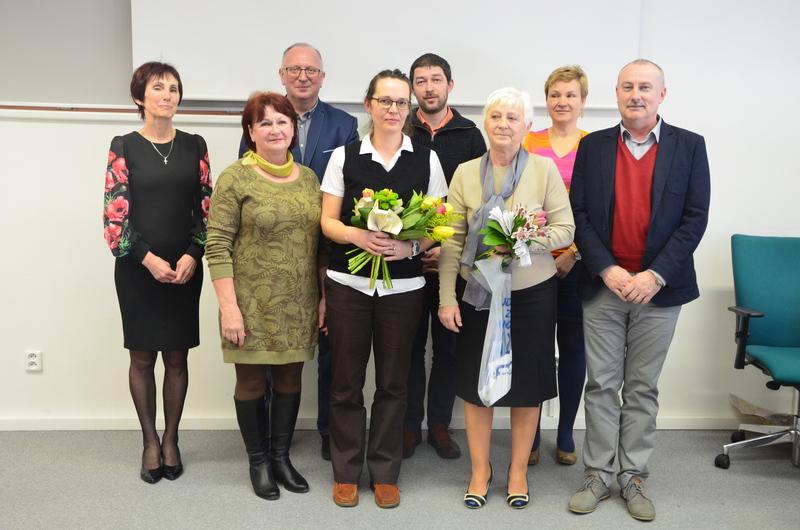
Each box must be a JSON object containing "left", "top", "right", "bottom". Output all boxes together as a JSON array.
[{"left": 320, "top": 69, "right": 447, "bottom": 509}]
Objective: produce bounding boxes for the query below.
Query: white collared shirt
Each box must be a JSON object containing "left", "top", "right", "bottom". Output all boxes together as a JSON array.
[
  {"left": 321, "top": 134, "right": 448, "bottom": 296},
  {"left": 620, "top": 118, "right": 662, "bottom": 160}
]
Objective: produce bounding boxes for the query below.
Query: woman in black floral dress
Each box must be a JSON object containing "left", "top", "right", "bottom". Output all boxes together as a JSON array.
[{"left": 103, "top": 62, "right": 212, "bottom": 484}]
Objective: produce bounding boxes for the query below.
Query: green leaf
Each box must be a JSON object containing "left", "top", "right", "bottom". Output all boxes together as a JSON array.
[
  {"left": 402, "top": 212, "right": 423, "bottom": 229},
  {"left": 396, "top": 229, "right": 426, "bottom": 240},
  {"left": 485, "top": 219, "right": 505, "bottom": 233},
  {"left": 482, "top": 232, "right": 509, "bottom": 246}
]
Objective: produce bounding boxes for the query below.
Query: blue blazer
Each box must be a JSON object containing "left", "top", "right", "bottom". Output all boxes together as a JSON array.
[
  {"left": 569, "top": 120, "right": 710, "bottom": 307},
  {"left": 239, "top": 99, "right": 359, "bottom": 182}
]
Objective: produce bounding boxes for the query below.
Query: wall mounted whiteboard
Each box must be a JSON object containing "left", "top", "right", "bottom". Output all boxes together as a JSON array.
[{"left": 131, "top": 0, "right": 640, "bottom": 106}]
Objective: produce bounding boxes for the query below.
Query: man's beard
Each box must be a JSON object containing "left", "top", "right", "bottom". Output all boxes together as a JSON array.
[{"left": 419, "top": 95, "right": 447, "bottom": 114}]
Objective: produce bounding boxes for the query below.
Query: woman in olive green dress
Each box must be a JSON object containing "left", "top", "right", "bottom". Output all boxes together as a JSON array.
[{"left": 206, "top": 92, "right": 324, "bottom": 501}]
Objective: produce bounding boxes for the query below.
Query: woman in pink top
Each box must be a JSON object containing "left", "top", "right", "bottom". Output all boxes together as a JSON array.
[{"left": 522, "top": 65, "right": 588, "bottom": 466}]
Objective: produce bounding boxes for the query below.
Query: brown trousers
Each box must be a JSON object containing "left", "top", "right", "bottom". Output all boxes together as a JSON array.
[{"left": 325, "top": 278, "right": 424, "bottom": 484}]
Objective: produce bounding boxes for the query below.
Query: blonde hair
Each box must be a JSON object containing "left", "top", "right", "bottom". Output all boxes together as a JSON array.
[{"left": 544, "top": 65, "right": 588, "bottom": 100}]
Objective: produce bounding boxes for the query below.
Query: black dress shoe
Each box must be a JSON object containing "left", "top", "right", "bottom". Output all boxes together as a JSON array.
[
  {"left": 140, "top": 465, "right": 163, "bottom": 484},
  {"left": 321, "top": 433, "right": 331, "bottom": 461},
  {"left": 162, "top": 447, "right": 183, "bottom": 480},
  {"left": 163, "top": 461, "right": 183, "bottom": 480}
]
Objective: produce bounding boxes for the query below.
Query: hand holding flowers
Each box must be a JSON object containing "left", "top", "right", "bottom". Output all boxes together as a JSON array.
[
  {"left": 347, "top": 188, "right": 462, "bottom": 288},
  {"left": 478, "top": 204, "right": 551, "bottom": 267}
]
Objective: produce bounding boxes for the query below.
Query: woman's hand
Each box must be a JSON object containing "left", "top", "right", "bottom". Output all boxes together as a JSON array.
[
  {"left": 220, "top": 305, "right": 246, "bottom": 347},
  {"left": 172, "top": 254, "right": 197, "bottom": 284},
  {"left": 421, "top": 246, "right": 441, "bottom": 273},
  {"left": 554, "top": 250, "right": 577, "bottom": 279},
  {"left": 318, "top": 296, "right": 328, "bottom": 336},
  {"left": 352, "top": 228, "right": 393, "bottom": 256},
  {"left": 142, "top": 252, "right": 177, "bottom": 283},
  {"left": 383, "top": 239, "right": 414, "bottom": 261},
  {"left": 438, "top": 305, "right": 463, "bottom": 333}
]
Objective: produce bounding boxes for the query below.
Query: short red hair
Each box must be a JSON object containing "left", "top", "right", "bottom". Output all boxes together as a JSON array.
[{"left": 241, "top": 92, "right": 299, "bottom": 152}]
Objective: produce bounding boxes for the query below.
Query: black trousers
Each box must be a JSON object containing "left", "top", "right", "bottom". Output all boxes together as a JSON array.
[
  {"left": 326, "top": 278, "right": 424, "bottom": 484},
  {"left": 404, "top": 272, "right": 457, "bottom": 430}
]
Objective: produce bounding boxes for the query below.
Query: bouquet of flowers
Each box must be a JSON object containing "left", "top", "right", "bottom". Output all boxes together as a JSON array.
[
  {"left": 478, "top": 204, "right": 550, "bottom": 267},
  {"left": 347, "top": 188, "right": 462, "bottom": 289}
]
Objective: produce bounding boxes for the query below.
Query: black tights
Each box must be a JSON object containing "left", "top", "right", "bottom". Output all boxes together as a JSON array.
[
  {"left": 234, "top": 362, "right": 303, "bottom": 401},
  {"left": 129, "top": 349, "right": 189, "bottom": 469}
]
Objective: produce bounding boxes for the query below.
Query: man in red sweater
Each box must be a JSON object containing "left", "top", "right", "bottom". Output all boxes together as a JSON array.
[{"left": 567, "top": 60, "right": 710, "bottom": 522}]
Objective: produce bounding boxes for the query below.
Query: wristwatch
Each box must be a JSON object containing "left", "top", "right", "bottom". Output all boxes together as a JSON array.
[{"left": 408, "top": 240, "right": 421, "bottom": 259}]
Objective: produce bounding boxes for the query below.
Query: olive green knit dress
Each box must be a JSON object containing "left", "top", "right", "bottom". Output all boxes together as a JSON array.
[{"left": 206, "top": 161, "right": 322, "bottom": 364}]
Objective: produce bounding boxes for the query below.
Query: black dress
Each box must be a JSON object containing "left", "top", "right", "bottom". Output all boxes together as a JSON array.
[{"left": 103, "top": 130, "right": 212, "bottom": 351}]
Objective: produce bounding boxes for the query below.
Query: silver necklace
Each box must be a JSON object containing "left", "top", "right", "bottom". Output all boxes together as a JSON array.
[{"left": 149, "top": 136, "right": 175, "bottom": 165}]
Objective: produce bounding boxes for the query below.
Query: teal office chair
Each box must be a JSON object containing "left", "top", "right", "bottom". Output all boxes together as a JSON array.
[{"left": 714, "top": 234, "right": 800, "bottom": 469}]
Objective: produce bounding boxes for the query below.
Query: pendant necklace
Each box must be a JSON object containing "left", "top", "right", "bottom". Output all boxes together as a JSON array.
[{"left": 149, "top": 135, "right": 175, "bottom": 165}]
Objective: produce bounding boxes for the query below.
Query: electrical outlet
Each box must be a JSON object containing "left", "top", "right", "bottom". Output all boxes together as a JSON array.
[{"left": 26, "top": 350, "right": 43, "bottom": 372}]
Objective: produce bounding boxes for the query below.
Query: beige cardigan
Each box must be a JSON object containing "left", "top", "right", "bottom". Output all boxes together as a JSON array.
[{"left": 439, "top": 153, "right": 575, "bottom": 307}]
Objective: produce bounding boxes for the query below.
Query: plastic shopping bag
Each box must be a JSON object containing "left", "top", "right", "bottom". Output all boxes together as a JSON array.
[{"left": 473, "top": 257, "right": 513, "bottom": 406}]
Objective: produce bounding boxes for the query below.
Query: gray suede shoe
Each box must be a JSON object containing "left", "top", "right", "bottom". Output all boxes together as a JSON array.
[
  {"left": 568, "top": 474, "right": 610, "bottom": 514},
  {"left": 621, "top": 477, "right": 655, "bottom": 521}
]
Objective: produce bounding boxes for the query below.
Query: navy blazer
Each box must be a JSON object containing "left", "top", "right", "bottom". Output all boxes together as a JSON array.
[
  {"left": 569, "top": 120, "right": 710, "bottom": 307},
  {"left": 238, "top": 99, "right": 359, "bottom": 182}
]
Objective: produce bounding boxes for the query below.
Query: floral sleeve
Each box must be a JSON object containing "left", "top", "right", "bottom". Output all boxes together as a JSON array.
[
  {"left": 185, "top": 135, "right": 213, "bottom": 261},
  {"left": 103, "top": 136, "right": 149, "bottom": 260}
]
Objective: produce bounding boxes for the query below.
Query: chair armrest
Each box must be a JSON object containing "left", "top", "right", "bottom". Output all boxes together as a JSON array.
[
  {"left": 728, "top": 306, "right": 764, "bottom": 319},
  {"left": 727, "top": 305, "right": 765, "bottom": 369}
]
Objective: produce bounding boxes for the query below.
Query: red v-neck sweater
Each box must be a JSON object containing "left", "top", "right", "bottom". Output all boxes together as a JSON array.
[{"left": 611, "top": 135, "right": 659, "bottom": 272}]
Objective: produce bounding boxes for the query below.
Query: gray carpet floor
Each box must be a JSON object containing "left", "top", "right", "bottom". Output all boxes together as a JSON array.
[{"left": 1, "top": 429, "right": 797, "bottom": 529}]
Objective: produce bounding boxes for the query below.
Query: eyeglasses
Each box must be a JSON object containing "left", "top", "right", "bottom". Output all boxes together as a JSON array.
[
  {"left": 283, "top": 66, "right": 322, "bottom": 78},
  {"left": 370, "top": 97, "right": 411, "bottom": 110}
]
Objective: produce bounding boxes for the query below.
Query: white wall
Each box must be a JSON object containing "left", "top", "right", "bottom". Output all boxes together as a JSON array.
[
  {"left": 130, "top": 0, "right": 639, "bottom": 106},
  {"left": 0, "top": 0, "right": 132, "bottom": 105},
  {"left": 1, "top": 0, "right": 798, "bottom": 430}
]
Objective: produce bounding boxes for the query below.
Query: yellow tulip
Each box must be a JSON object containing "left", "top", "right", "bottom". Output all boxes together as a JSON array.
[
  {"left": 421, "top": 195, "right": 440, "bottom": 210},
  {"left": 432, "top": 225, "right": 455, "bottom": 239}
]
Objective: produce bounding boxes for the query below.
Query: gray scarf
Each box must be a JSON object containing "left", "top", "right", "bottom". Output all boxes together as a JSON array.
[{"left": 460, "top": 148, "right": 529, "bottom": 310}]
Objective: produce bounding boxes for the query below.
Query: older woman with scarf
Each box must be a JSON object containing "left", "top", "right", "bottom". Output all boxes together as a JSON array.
[{"left": 438, "top": 87, "right": 574, "bottom": 509}]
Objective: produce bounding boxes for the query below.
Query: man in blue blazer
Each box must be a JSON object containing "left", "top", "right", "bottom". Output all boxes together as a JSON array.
[
  {"left": 239, "top": 43, "right": 359, "bottom": 179},
  {"left": 239, "top": 43, "right": 358, "bottom": 462},
  {"left": 567, "top": 60, "right": 710, "bottom": 522}
]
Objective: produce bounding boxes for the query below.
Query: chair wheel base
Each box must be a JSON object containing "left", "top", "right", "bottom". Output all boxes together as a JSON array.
[
  {"left": 714, "top": 453, "right": 730, "bottom": 469},
  {"left": 730, "top": 430, "right": 746, "bottom": 443}
]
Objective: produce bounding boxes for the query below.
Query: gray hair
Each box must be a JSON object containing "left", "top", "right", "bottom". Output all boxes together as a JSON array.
[
  {"left": 619, "top": 58, "right": 665, "bottom": 86},
  {"left": 483, "top": 87, "right": 533, "bottom": 129},
  {"left": 282, "top": 42, "right": 324, "bottom": 70}
]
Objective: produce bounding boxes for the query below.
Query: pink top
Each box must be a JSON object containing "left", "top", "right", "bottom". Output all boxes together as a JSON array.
[{"left": 522, "top": 128, "right": 588, "bottom": 191}]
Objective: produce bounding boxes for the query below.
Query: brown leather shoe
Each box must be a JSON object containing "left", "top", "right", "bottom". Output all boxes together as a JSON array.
[
  {"left": 332, "top": 482, "right": 358, "bottom": 507},
  {"left": 557, "top": 448, "right": 577, "bottom": 465},
  {"left": 372, "top": 483, "right": 400, "bottom": 508},
  {"left": 527, "top": 448, "right": 540, "bottom": 466},
  {"left": 402, "top": 429, "right": 421, "bottom": 459},
  {"left": 427, "top": 424, "right": 462, "bottom": 459}
]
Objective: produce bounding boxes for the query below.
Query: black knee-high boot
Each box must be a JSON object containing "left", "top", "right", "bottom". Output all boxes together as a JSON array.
[
  {"left": 270, "top": 392, "right": 309, "bottom": 493},
  {"left": 234, "top": 397, "right": 280, "bottom": 500}
]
